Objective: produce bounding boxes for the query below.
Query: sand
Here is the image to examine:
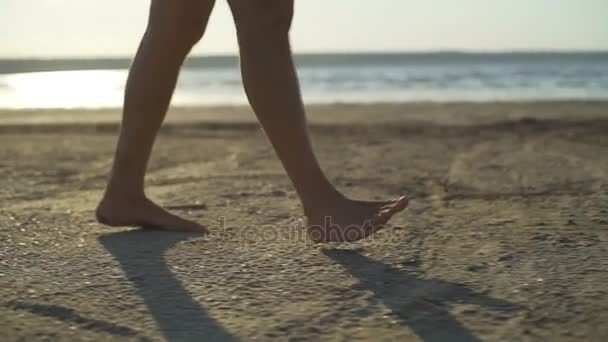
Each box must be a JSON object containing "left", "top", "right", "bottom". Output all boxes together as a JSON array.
[{"left": 1, "top": 101, "right": 607, "bottom": 341}]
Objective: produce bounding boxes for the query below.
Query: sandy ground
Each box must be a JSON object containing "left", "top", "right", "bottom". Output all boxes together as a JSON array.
[{"left": 1, "top": 102, "right": 607, "bottom": 341}]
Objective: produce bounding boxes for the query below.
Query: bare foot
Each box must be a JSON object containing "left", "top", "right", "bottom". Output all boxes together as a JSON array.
[
  {"left": 306, "top": 196, "right": 408, "bottom": 243},
  {"left": 95, "top": 196, "right": 206, "bottom": 232}
]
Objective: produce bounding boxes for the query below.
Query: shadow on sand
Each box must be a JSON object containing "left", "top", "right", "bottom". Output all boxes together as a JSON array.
[
  {"left": 323, "top": 249, "right": 524, "bottom": 342},
  {"left": 100, "top": 230, "right": 236, "bottom": 342}
]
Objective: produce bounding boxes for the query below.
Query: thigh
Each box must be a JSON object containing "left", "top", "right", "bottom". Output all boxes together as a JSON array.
[
  {"left": 227, "top": 0, "right": 294, "bottom": 30},
  {"left": 148, "top": 0, "right": 216, "bottom": 28}
]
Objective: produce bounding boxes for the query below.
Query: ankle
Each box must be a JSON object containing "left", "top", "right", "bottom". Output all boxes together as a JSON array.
[
  {"left": 300, "top": 189, "right": 345, "bottom": 216},
  {"left": 101, "top": 186, "right": 147, "bottom": 204}
]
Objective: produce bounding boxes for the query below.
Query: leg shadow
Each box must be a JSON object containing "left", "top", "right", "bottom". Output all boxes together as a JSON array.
[
  {"left": 100, "top": 230, "right": 236, "bottom": 342},
  {"left": 323, "top": 250, "right": 524, "bottom": 342}
]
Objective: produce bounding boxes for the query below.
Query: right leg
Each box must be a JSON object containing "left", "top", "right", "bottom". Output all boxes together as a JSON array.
[
  {"left": 96, "top": 0, "right": 215, "bottom": 231},
  {"left": 227, "top": 0, "right": 408, "bottom": 242}
]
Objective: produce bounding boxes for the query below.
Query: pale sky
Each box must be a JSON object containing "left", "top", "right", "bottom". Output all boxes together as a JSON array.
[{"left": 1, "top": 0, "right": 607, "bottom": 58}]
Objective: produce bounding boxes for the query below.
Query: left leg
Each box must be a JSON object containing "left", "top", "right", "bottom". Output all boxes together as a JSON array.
[{"left": 96, "top": 0, "right": 216, "bottom": 232}]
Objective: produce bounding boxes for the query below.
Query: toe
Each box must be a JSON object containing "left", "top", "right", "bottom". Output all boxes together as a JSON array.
[
  {"left": 141, "top": 210, "right": 207, "bottom": 233},
  {"left": 143, "top": 221, "right": 207, "bottom": 233},
  {"left": 184, "top": 222, "right": 208, "bottom": 233},
  {"left": 167, "top": 218, "right": 208, "bottom": 233},
  {"left": 380, "top": 196, "right": 409, "bottom": 214},
  {"left": 373, "top": 196, "right": 409, "bottom": 223},
  {"left": 392, "top": 196, "right": 409, "bottom": 212}
]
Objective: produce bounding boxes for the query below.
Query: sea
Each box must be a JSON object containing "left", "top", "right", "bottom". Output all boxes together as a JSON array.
[{"left": 0, "top": 52, "right": 607, "bottom": 109}]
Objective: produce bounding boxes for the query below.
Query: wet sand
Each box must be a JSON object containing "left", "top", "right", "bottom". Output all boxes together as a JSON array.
[{"left": 1, "top": 102, "right": 607, "bottom": 341}]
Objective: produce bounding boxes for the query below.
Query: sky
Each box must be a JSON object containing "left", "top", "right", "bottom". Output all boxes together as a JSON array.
[{"left": 1, "top": 0, "right": 607, "bottom": 58}]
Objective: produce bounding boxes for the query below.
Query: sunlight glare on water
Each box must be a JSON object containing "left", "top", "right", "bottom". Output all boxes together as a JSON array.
[{"left": 1, "top": 70, "right": 127, "bottom": 109}]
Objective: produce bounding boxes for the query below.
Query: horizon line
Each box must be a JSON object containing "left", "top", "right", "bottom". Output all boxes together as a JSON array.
[{"left": 2, "top": 49, "right": 608, "bottom": 61}]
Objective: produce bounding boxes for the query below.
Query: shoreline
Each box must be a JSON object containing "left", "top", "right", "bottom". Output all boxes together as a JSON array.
[{"left": 1, "top": 100, "right": 607, "bottom": 128}]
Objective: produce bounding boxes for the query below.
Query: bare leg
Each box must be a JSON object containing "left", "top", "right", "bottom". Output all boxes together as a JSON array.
[
  {"left": 96, "top": 0, "right": 215, "bottom": 232},
  {"left": 228, "top": 0, "right": 408, "bottom": 242}
]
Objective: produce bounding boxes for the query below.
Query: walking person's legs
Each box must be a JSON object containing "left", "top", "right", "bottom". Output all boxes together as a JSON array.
[
  {"left": 97, "top": 0, "right": 408, "bottom": 241},
  {"left": 96, "top": 0, "right": 216, "bottom": 231},
  {"left": 227, "top": 0, "right": 408, "bottom": 242}
]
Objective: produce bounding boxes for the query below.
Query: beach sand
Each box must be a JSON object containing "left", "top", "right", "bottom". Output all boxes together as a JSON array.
[{"left": 1, "top": 101, "right": 607, "bottom": 341}]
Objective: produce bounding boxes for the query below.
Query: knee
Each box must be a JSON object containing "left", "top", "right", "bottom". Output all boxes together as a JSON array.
[
  {"left": 146, "top": 10, "right": 210, "bottom": 53},
  {"left": 229, "top": 0, "right": 294, "bottom": 39}
]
